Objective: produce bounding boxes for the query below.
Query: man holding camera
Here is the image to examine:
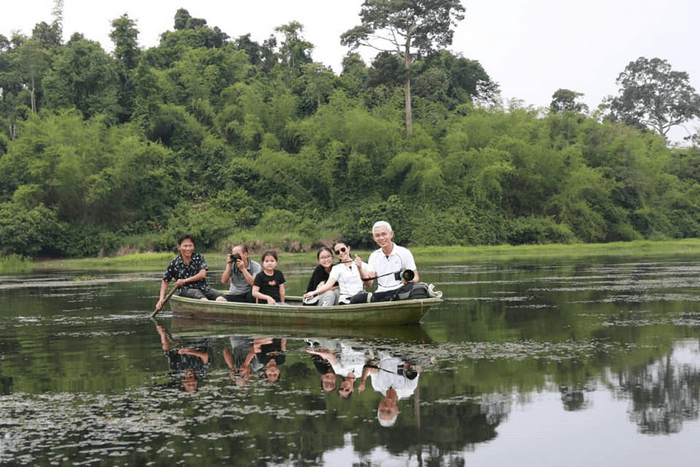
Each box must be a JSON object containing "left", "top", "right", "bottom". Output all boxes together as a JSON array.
[
  {"left": 221, "top": 244, "right": 262, "bottom": 303},
  {"left": 351, "top": 221, "right": 419, "bottom": 303}
]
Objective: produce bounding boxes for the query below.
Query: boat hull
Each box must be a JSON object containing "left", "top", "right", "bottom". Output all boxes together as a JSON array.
[{"left": 168, "top": 294, "right": 440, "bottom": 326}]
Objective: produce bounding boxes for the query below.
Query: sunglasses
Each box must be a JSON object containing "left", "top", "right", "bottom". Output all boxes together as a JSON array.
[{"left": 334, "top": 247, "right": 347, "bottom": 254}]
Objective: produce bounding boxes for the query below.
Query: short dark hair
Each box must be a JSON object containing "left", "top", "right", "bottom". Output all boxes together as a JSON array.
[
  {"left": 178, "top": 234, "right": 195, "bottom": 246},
  {"left": 233, "top": 243, "right": 249, "bottom": 253},
  {"left": 261, "top": 249, "right": 278, "bottom": 262}
]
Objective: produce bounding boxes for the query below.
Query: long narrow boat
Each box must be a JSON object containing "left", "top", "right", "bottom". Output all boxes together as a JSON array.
[{"left": 168, "top": 294, "right": 441, "bottom": 326}]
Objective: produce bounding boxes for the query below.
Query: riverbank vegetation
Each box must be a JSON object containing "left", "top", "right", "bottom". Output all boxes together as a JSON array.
[
  {"left": 22, "top": 238, "right": 700, "bottom": 274},
  {"left": 2, "top": 5, "right": 700, "bottom": 259}
]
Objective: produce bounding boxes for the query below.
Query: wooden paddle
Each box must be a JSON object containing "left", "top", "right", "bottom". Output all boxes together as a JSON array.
[{"left": 151, "top": 285, "right": 178, "bottom": 318}]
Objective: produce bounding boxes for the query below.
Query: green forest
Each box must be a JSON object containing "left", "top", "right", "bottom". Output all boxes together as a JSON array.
[{"left": 2, "top": 1, "right": 700, "bottom": 259}]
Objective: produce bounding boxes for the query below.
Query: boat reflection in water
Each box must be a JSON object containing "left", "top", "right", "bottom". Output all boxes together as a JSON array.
[{"left": 160, "top": 316, "right": 426, "bottom": 426}]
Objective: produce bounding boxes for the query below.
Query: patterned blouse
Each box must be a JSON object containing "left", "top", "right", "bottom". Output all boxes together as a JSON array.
[{"left": 162, "top": 252, "right": 211, "bottom": 291}]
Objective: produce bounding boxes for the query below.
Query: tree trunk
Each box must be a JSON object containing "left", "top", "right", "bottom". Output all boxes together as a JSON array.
[
  {"left": 403, "top": 44, "right": 412, "bottom": 136},
  {"left": 30, "top": 74, "right": 37, "bottom": 114}
]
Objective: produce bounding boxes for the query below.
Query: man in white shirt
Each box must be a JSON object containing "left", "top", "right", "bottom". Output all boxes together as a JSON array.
[{"left": 351, "top": 220, "right": 419, "bottom": 303}]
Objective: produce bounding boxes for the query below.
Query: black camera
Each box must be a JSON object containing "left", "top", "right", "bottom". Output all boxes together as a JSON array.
[
  {"left": 229, "top": 253, "right": 241, "bottom": 263},
  {"left": 394, "top": 269, "right": 415, "bottom": 282}
]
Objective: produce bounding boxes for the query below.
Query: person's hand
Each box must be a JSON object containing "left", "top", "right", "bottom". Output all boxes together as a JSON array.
[
  {"left": 266, "top": 297, "right": 276, "bottom": 305},
  {"left": 175, "top": 279, "right": 186, "bottom": 288},
  {"left": 155, "top": 299, "right": 164, "bottom": 311},
  {"left": 354, "top": 254, "right": 362, "bottom": 267},
  {"left": 303, "top": 291, "right": 314, "bottom": 298},
  {"left": 235, "top": 258, "right": 245, "bottom": 269},
  {"left": 358, "top": 382, "right": 366, "bottom": 392}
]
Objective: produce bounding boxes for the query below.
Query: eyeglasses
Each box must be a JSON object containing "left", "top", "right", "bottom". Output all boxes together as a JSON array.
[
  {"left": 334, "top": 247, "right": 347, "bottom": 254},
  {"left": 319, "top": 255, "right": 332, "bottom": 260}
]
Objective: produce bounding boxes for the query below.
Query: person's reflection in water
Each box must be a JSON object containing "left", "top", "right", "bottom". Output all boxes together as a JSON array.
[
  {"left": 306, "top": 344, "right": 338, "bottom": 393},
  {"left": 307, "top": 339, "right": 367, "bottom": 399},
  {"left": 155, "top": 324, "right": 211, "bottom": 392},
  {"left": 361, "top": 351, "right": 420, "bottom": 427},
  {"left": 377, "top": 387, "right": 400, "bottom": 426},
  {"left": 223, "top": 337, "right": 286, "bottom": 386}
]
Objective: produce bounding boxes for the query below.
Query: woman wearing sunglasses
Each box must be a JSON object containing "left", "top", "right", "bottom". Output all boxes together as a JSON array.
[{"left": 303, "top": 240, "right": 374, "bottom": 305}]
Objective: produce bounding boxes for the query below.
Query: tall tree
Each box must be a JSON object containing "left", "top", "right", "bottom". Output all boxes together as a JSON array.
[
  {"left": 110, "top": 14, "right": 141, "bottom": 122},
  {"left": 606, "top": 57, "right": 700, "bottom": 138},
  {"left": 274, "top": 21, "right": 314, "bottom": 79},
  {"left": 341, "top": 0, "right": 465, "bottom": 135},
  {"left": 550, "top": 89, "right": 588, "bottom": 114},
  {"left": 42, "top": 34, "right": 118, "bottom": 120}
]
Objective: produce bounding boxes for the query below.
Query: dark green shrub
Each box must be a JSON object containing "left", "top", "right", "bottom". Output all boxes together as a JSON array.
[{"left": 507, "top": 216, "right": 575, "bottom": 245}]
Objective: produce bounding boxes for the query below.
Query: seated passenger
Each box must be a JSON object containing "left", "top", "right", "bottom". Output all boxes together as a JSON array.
[
  {"left": 155, "top": 234, "right": 225, "bottom": 311},
  {"left": 252, "top": 250, "right": 286, "bottom": 304},
  {"left": 304, "top": 247, "right": 339, "bottom": 306},
  {"left": 303, "top": 240, "right": 373, "bottom": 305},
  {"left": 221, "top": 243, "right": 261, "bottom": 303}
]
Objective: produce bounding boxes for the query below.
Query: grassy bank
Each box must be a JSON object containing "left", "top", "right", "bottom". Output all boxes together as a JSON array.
[{"left": 16, "top": 238, "right": 700, "bottom": 274}]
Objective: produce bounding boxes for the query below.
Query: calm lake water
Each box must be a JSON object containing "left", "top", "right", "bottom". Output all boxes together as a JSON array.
[{"left": 3, "top": 255, "right": 700, "bottom": 466}]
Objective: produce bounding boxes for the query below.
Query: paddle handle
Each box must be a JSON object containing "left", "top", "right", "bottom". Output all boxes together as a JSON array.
[{"left": 151, "top": 285, "right": 178, "bottom": 318}]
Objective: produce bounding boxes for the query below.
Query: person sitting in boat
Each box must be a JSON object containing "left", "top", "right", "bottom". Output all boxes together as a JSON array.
[
  {"left": 155, "top": 234, "right": 226, "bottom": 311},
  {"left": 252, "top": 250, "right": 286, "bottom": 304},
  {"left": 221, "top": 243, "right": 261, "bottom": 303},
  {"left": 303, "top": 247, "right": 340, "bottom": 306},
  {"left": 350, "top": 221, "right": 419, "bottom": 303},
  {"left": 303, "top": 240, "right": 374, "bottom": 305}
]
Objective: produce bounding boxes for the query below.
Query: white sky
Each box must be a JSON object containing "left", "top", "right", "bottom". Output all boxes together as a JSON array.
[{"left": 2, "top": 0, "right": 699, "bottom": 142}]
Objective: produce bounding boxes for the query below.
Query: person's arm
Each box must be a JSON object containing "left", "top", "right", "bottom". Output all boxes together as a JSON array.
[
  {"left": 355, "top": 255, "right": 374, "bottom": 287},
  {"left": 359, "top": 362, "right": 377, "bottom": 392},
  {"left": 304, "top": 276, "right": 338, "bottom": 298},
  {"left": 239, "top": 260, "right": 256, "bottom": 286},
  {"left": 355, "top": 254, "right": 376, "bottom": 280},
  {"left": 176, "top": 269, "right": 207, "bottom": 288},
  {"left": 178, "top": 348, "right": 209, "bottom": 364},
  {"left": 279, "top": 283, "right": 285, "bottom": 303},
  {"left": 156, "top": 280, "right": 171, "bottom": 311},
  {"left": 252, "top": 285, "right": 275, "bottom": 304},
  {"left": 156, "top": 324, "right": 171, "bottom": 350},
  {"left": 223, "top": 348, "right": 235, "bottom": 370},
  {"left": 221, "top": 256, "right": 233, "bottom": 284}
]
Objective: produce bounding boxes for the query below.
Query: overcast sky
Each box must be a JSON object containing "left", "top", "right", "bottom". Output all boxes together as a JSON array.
[{"left": 2, "top": 0, "right": 699, "bottom": 142}]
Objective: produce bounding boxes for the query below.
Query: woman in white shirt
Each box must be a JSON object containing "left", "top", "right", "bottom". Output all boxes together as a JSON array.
[{"left": 303, "top": 240, "right": 374, "bottom": 304}]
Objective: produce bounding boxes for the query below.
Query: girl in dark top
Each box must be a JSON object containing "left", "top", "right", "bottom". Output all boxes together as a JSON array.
[
  {"left": 252, "top": 250, "right": 286, "bottom": 304},
  {"left": 304, "top": 247, "right": 339, "bottom": 306}
]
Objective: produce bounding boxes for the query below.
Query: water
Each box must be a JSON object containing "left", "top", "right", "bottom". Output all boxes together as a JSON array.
[{"left": 2, "top": 257, "right": 700, "bottom": 466}]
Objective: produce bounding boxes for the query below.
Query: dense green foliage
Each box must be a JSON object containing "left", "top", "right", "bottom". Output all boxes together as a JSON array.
[{"left": 1, "top": 7, "right": 700, "bottom": 258}]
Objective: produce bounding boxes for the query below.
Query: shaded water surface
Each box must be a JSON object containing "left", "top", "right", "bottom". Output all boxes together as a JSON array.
[{"left": 3, "top": 257, "right": 700, "bottom": 466}]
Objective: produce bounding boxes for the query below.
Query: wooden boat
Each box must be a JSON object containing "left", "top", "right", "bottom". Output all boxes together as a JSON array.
[{"left": 168, "top": 294, "right": 441, "bottom": 326}]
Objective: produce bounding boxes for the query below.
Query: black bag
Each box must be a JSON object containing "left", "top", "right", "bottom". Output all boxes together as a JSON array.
[{"left": 392, "top": 282, "right": 430, "bottom": 300}]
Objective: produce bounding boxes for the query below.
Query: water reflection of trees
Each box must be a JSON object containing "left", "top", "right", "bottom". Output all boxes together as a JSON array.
[{"left": 615, "top": 346, "right": 700, "bottom": 435}]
